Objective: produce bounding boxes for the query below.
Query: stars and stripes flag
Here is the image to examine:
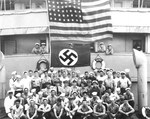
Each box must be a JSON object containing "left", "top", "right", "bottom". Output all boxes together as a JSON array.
[{"left": 47, "top": 0, "right": 112, "bottom": 41}]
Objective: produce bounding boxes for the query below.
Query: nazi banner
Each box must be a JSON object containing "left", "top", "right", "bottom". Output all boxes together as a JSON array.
[{"left": 51, "top": 41, "right": 90, "bottom": 67}]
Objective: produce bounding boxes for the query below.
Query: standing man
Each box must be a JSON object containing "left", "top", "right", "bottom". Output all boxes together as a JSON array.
[
  {"left": 40, "top": 43, "right": 47, "bottom": 54},
  {"left": 119, "top": 71, "right": 131, "bottom": 94},
  {"left": 9, "top": 71, "right": 17, "bottom": 91},
  {"left": 4, "top": 90, "right": 16, "bottom": 119}
]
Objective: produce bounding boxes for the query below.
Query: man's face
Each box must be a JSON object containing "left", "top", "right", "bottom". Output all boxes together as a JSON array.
[
  {"left": 29, "top": 71, "right": 33, "bottom": 77},
  {"left": 16, "top": 102, "right": 20, "bottom": 107},
  {"left": 9, "top": 93, "right": 13, "bottom": 98},
  {"left": 51, "top": 90, "right": 56, "bottom": 96},
  {"left": 43, "top": 100, "right": 48, "bottom": 105},
  {"left": 121, "top": 74, "right": 126, "bottom": 79},
  {"left": 35, "top": 45, "right": 39, "bottom": 49}
]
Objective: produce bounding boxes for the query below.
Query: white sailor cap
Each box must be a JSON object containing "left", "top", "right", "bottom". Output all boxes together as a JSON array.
[
  {"left": 11, "top": 71, "right": 17, "bottom": 75},
  {"left": 125, "top": 69, "right": 130, "bottom": 73},
  {"left": 60, "top": 93, "right": 65, "bottom": 97},
  {"left": 16, "top": 93, "right": 21, "bottom": 97},
  {"left": 97, "top": 100, "right": 102, "bottom": 103},
  {"left": 92, "top": 92, "right": 97, "bottom": 96},
  {"left": 31, "top": 89, "right": 36, "bottom": 93},
  {"left": 35, "top": 43, "right": 40, "bottom": 45},
  {"left": 7, "top": 90, "right": 14, "bottom": 94},
  {"left": 16, "top": 75, "right": 21, "bottom": 78}
]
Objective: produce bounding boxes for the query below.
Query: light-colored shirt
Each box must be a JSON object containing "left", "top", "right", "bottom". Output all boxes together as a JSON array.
[{"left": 4, "top": 96, "right": 16, "bottom": 113}]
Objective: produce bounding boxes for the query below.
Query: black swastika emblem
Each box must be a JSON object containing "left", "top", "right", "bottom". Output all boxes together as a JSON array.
[{"left": 59, "top": 49, "right": 78, "bottom": 66}]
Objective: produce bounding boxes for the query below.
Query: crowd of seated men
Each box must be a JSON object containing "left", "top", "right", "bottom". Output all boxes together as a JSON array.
[{"left": 5, "top": 67, "right": 136, "bottom": 119}]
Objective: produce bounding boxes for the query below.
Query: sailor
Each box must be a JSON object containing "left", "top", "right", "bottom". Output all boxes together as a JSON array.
[
  {"left": 32, "top": 43, "right": 41, "bottom": 54},
  {"left": 77, "top": 100, "right": 93, "bottom": 119},
  {"left": 40, "top": 42, "right": 47, "bottom": 54},
  {"left": 93, "top": 100, "right": 107, "bottom": 119},
  {"left": 26, "top": 99, "right": 38, "bottom": 119},
  {"left": 105, "top": 44, "right": 114, "bottom": 55},
  {"left": 11, "top": 99, "right": 26, "bottom": 119},
  {"left": 14, "top": 75, "right": 23, "bottom": 96},
  {"left": 65, "top": 97, "right": 78, "bottom": 119},
  {"left": 107, "top": 99, "right": 119, "bottom": 119},
  {"left": 51, "top": 98, "right": 66, "bottom": 119},
  {"left": 123, "top": 88, "right": 134, "bottom": 108},
  {"left": 4, "top": 90, "right": 16, "bottom": 119},
  {"left": 38, "top": 98, "right": 51, "bottom": 119},
  {"left": 9, "top": 71, "right": 17, "bottom": 91},
  {"left": 118, "top": 71, "right": 131, "bottom": 95},
  {"left": 90, "top": 92, "right": 101, "bottom": 109},
  {"left": 118, "top": 100, "right": 135, "bottom": 119}
]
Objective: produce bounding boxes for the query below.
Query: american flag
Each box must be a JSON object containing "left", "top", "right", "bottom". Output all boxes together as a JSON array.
[{"left": 47, "top": 0, "right": 112, "bottom": 41}]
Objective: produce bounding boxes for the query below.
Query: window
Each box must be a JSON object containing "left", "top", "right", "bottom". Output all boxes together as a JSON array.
[{"left": 0, "top": 0, "right": 46, "bottom": 11}]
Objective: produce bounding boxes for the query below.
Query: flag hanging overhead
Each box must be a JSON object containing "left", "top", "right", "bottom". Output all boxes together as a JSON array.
[
  {"left": 51, "top": 41, "right": 90, "bottom": 67},
  {"left": 47, "top": 0, "right": 112, "bottom": 41}
]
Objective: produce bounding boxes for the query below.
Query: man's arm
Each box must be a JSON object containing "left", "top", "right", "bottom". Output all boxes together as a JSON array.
[
  {"left": 31, "top": 106, "right": 38, "bottom": 118},
  {"left": 77, "top": 105, "right": 84, "bottom": 114}
]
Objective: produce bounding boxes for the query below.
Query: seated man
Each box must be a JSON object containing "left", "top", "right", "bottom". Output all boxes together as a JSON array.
[
  {"left": 51, "top": 98, "right": 66, "bottom": 119},
  {"left": 65, "top": 97, "right": 78, "bottom": 119},
  {"left": 107, "top": 99, "right": 119, "bottom": 119},
  {"left": 26, "top": 99, "right": 38, "bottom": 119},
  {"left": 38, "top": 98, "right": 51, "bottom": 119},
  {"left": 77, "top": 100, "right": 93, "bottom": 119},
  {"left": 90, "top": 92, "right": 101, "bottom": 109},
  {"left": 11, "top": 99, "right": 26, "bottom": 119},
  {"left": 93, "top": 100, "right": 107, "bottom": 119},
  {"left": 123, "top": 88, "right": 134, "bottom": 108},
  {"left": 118, "top": 100, "right": 135, "bottom": 119},
  {"left": 32, "top": 43, "right": 41, "bottom": 54},
  {"left": 105, "top": 44, "right": 114, "bottom": 55},
  {"left": 4, "top": 90, "right": 16, "bottom": 119}
]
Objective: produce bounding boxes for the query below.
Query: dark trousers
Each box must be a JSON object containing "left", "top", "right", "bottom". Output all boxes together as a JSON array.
[
  {"left": 50, "top": 109, "right": 66, "bottom": 119},
  {"left": 37, "top": 111, "right": 50, "bottom": 119}
]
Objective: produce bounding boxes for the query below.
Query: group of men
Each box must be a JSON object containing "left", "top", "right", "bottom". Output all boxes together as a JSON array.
[
  {"left": 5, "top": 67, "right": 136, "bottom": 119},
  {"left": 32, "top": 42, "right": 47, "bottom": 54}
]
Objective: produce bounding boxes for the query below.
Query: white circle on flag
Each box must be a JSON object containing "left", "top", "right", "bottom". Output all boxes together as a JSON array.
[{"left": 59, "top": 49, "right": 78, "bottom": 66}]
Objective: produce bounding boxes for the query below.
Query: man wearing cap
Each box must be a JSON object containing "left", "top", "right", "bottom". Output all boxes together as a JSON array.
[
  {"left": 93, "top": 100, "right": 107, "bottom": 119},
  {"left": 118, "top": 72, "right": 131, "bottom": 95},
  {"left": 21, "top": 71, "right": 32, "bottom": 91},
  {"left": 65, "top": 97, "right": 78, "bottom": 119},
  {"left": 123, "top": 88, "right": 134, "bottom": 108},
  {"left": 14, "top": 75, "right": 23, "bottom": 96},
  {"left": 38, "top": 98, "right": 51, "bottom": 119},
  {"left": 90, "top": 92, "right": 101, "bottom": 109},
  {"left": 40, "top": 42, "right": 47, "bottom": 54},
  {"left": 53, "top": 79, "right": 64, "bottom": 96},
  {"left": 90, "top": 80, "right": 102, "bottom": 98},
  {"left": 31, "top": 71, "right": 41, "bottom": 94},
  {"left": 44, "top": 82, "right": 54, "bottom": 96},
  {"left": 32, "top": 43, "right": 41, "bottom": 54},
  {"left": 70, "top": 79, "right": 80, "bottom": 97},
  {"left": 63, "top": 80, "right": 71, "bottom": 97},
  {"left": 4, "top": 90, "right": 16, "bottom": 119},
  {"left": 9, "top": 71, "right": 17, "bottom": 91},
  {"left": 98, "top": 42, "right": 106, "bottom": 53},
  {"left": 105, "top": 44, "right": 113, "bottom": 55},
  {"left": 79, "top": 81, "right": 87, "bottom": 97},
  {"left": 104, "top": 70, "right": 115, "bottom": 93},
  {"left": 80, "top": 91, "right": 91, "bottom": 106}
]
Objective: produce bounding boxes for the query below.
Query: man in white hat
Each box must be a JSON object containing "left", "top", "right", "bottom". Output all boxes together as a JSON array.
[
  {"left": 32, "top": 43, "right": 41, "bottom": 54},
  {"left": 98, "top": 42, "right": 106, "bottom": 53},
  {"left": 9, "top": 71, "right": 17, "bottom": 91},
  {"left": 13, "top": 75, "right": 23, "bottom": 96},
  {"left": 4, "top": 90, "right": 16, "bottom": 119},
  {"left": 123, "top": 88, "right": 134, "bottom": 108},
  {"left": 118, "top": 71, "right": 131, "bottom": 95},
  {"left": 90, "top": 92, "right": 101, "bottom": 108},
  {"left": 40, "top": 42, "right": 47, "bottom": 54},
  {"left": 105, "top": 44, "right": 114, "bottom": 55}
]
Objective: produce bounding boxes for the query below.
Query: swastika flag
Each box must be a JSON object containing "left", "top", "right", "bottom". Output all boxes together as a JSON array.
[{"left": 51, "top": 41, "right": 90, "bottom": 67}]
